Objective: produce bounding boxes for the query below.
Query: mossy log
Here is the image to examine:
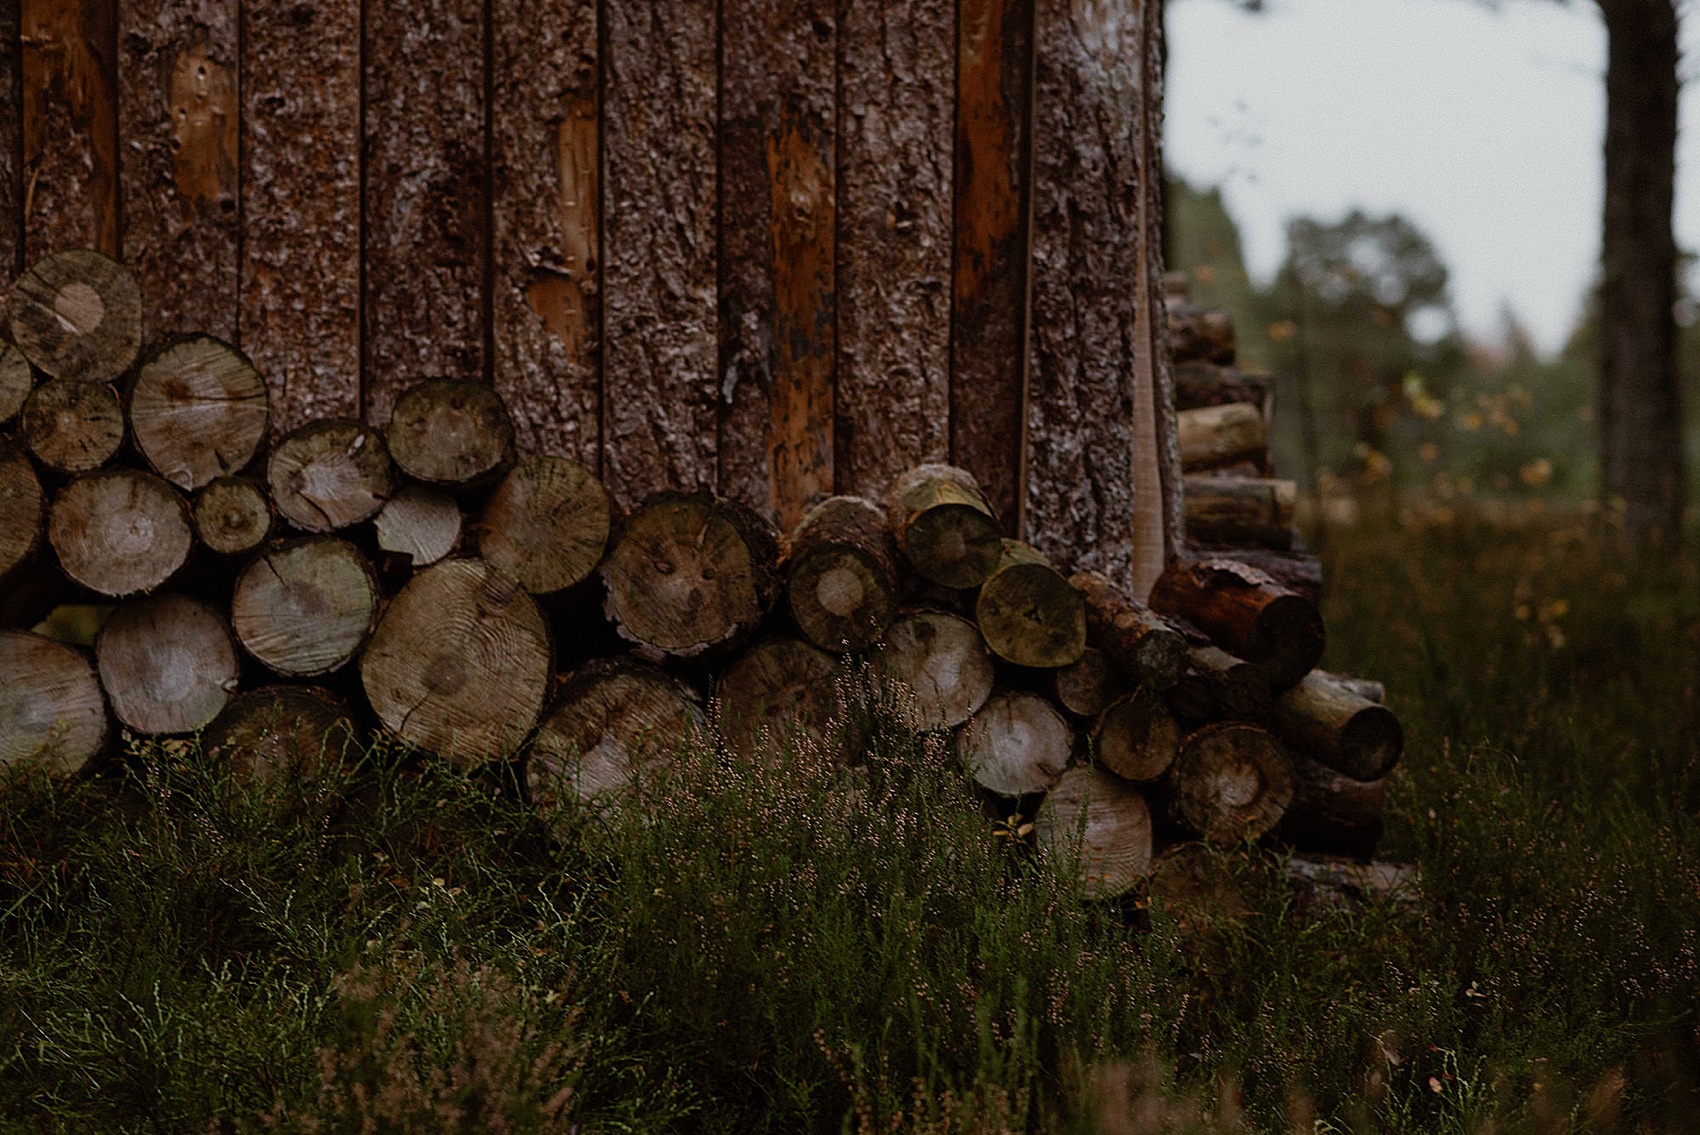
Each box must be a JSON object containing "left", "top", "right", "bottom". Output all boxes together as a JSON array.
[
  {"left": 1035, "top": 765, "right": 1154, "bottom": 900},
  {"left": 128, "top": 335, "right": 269, "bottom": 490},
  {"left": 976, "top": 540, "right": 1085, "bottom": 669},
  {"left": 96, "top": 594, "right": 239, "bottom": 735},
  {"left": 49, "top": 470, "right": 193, "bottom": 597},
  {"left": 957, "top": 690, "right": 1073, "bottom": 797},
  {"left": 1070, "top": 569, "right": 1189, "bottom": 691},
  {"left": 786, "top": 495, "right": 899, "bottom": 653},
  {"left": 886, "top": 463, "right": 1003, "bottom": 589},
  {"left": 0, "top": 630, "right": 110, "bottom": 775},
  {"left": 1149, "top": 558, "right": 1324, "bottom": 690},
  {"left": 874, "top": 609, "right": 996, "bottom": 730},
  {"left": 386, "top": 379, "right": 516, "bottom": 487},
  {"left": 1266, "top": 669, "right": 1404, "bottom": 781},
  {"left": 1167, "top": 722, "right": 1294, "bottom": 844},
  {"left": 478, "top": 455, "right": 612, "bottom": 595}
]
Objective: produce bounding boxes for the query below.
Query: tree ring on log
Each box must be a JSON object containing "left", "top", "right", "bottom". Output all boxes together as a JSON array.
[
  {"left": 202, "top": 685, "right": 362, "bottom": 786},
  {"left": 478, "top": 455, "right": 611, "bottom": 593},
  {"left": 9, "top": 251, "right": 143, "bottom": 383},
  {"left": 20, "top": 378, "right": 126, "bottom": 473},
  {"left": 1169, "top": 722, "right": 1294, "bottom": 843},
  {"left": 873, "top": 610, "right": 995, "bottom": 730},
  {"left": 0, "top": 631, "right": 109, "bottom": 775},
  {"left": 1035, "top": 765, "right": 1153, "bottom": 900},
  {"left": 716, "top": 638, "right": 845, "bottom": 763},
  {"left": 49, "top": 471, "right": 193, "bottom": 597},
  {"left": 956, "top": 691, "right": 1073, "bottom": 797},
  {"left": 231, "top": 537, "right": 378, "bottom": 677},
  {"left": 130, "top": 335, "right": 270, "bottom": 490},
  {"left": 96, "top": 594, "right": 239, "bottom": 735},
  {"left": 0, "top": 343, "right": 35, "bottom": 424},
  {"left": 0, "top": 442, "right": 45, "bottom": 579},
  {"left": 268, "top": 418, "right": 396, "bottom": 532},
  {"left": 192, "top": 477, "right": 273, "bottom": 555},
  {"left": 386, "top": 379, "right": 516, "bottom": 486}
]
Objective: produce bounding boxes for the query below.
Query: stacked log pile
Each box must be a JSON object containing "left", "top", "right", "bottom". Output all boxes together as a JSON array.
[{"left": 0, "top": 251, "right": 1403, "bottom": 906}]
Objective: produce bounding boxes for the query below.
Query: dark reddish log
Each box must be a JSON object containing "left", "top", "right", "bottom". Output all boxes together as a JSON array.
[
  {"left": 478, "top": 455, "right": 612, "bottom": 595},
  {"left": 957, "top": 690, "right": 1072, "bottom": 797},
  {"left": 8, "top": 250, "right": 139, "bottom": 382},
  {"left": 230, "top": 537, "right": 377, "bottom": 677},
  {"left": 118, "top": 0, "right": 239, "bottom": 339},
  {"left": 19, "top": 0, "right": 118, "bottom": 255},
  {"left": 0, "top": 441, "right": 44, "bottom": 579},
  {"left": 266, "top": 419, "right": 395, "bottom": 533},
  {"left": 241, "top": 0, "right": 360, "bottom": 429},
  {"left": 976, "top": 539, "right": 1085, "bottom": 669},
  {"left": 96, "top": 593, "right": 238, "bottom": 734},
  {"left": 835, "top": 0, "right": 953, "bottom": 497},
  {"left": 601, "top": 0, "right": 718, "bottom": 502},
  {"left": 886, "top": 463, "right": 1002, "bottom": 589},
  {"left": 874, "top": 609, "right": 995, "bottom": 730},
  {"left": 1166, "top": 301, "right": 1234, "bottom": 365},
  {"left": 1178, "top": 546, "right": 1323, "bottom": 607},
  {"left": 717, "top": 637, "right": 845, "bottom": 763},
  {"left": 1147, "top": 842, "right": 1251, "bottom": 932},
  {"left": 374, "top": 486, "right": 461, "bottom": 567},
  {"left": 1168, "top": 722, "right": 1294, "bottom": 844},
  {"left": 1149, "top": 558, "right": 1324, "bottom": 690},
  {"left": 49, "top": 470, "right": 191, "bottom": 597},
  {"left": 19, "top": 378, "right": 124, "bottom": 472},
  {"left": 1070, "top": 569, "right": 1188, "bottom": 692},
  {"left": 489, "top": 0, "right": 600, "bottom": 467},
  {"left": 1271, "top": 752, "right": 1386, "bottom": 860},
  {"left": 192, "top": 476, "right": 271, "bottom": 555},
  {"left": 0, "top": 0, "right": 18, "bottom": 296},
  {"left": 1178, "top": 402, "right": 1267, "bottom": 473},
  {"left": 786, "top": 495, "right": 899, "bottom": 653},
  {"left": 1035, "top": 765, "right": 1153, "bottom": 900},
  {"left": 386, "top": 379, "right": 515, "bottom": 488},
  {"left": 1267, "top": 669, "right": 1404, "bottom": 782},
  {"left": 0, "top": 630, "right": 109, "bottom": 774},
  {"left": 0, "top": 342, "right": 31, "bottom": 423},
  {"left": 950, "top": 0, "right": 1032, "bottom": 531},
  {"left": 361, "top": 558, "right": 553, "bottom": 766},
  {"left": 361, "top": 0, "right": 487, "bottom": 425},
  {"left": 599, "top": 492, "right": 780, "bottom": 661},
  {"left": 129, "top": 336, "right": 269, "bottom": 490},
  {"left": 1183, "top": 643, "right": 1271, "bottom": 721},
  {"left": 1172, "top": 362, "right": 1273, "bottom": 413},
  {"left": 1184, "top": 476, "right": 1295, "bottom": 551},
  {"left": 1053, "top": 646, "right": 1121, "bottom": 720},
  {"left": 1091, "top": 687, "right": 1180, "bottom": 784},
  {"left": 202, "top": 685, "right": 362, "bottom": 785}
]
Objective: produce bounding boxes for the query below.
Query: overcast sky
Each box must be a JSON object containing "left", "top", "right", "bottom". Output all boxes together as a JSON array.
[{"left": 1164, "top": 0, "right": 1700, "bottom": 354}]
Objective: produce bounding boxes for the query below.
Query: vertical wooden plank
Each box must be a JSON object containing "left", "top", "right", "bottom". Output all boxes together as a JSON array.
[
  {"left": 951, "top": 0, "right": 1031, "bottom": 532},
  {"left": 1024, "top": 0, "right": 1162, "bottom": 591},
  {"left": 361, "top": 0, "right": 488, "bottom": 425},
  {"left": 0, "top": 0, "right": 22, "bottom": 292},
  {"left": 241, "top": 0, "right": 361, "bottom": 429},
  {"left": 602, "top": 0, "right": 718, "bottom": 503},
  {"left": 119, "top": 0, "right": 239, "bottom": 341},
  {"left": 20, "top": 0, "right": 118, "bottom": 257},
  {"left": 1143, "top": 0, "right": 1183, "bottom": 574},
  {"left": 719, "top": 0, "right": 834, "bottom": 529},
  {"left": 490, "top": 0, "right": 600, "bottom": 469},
  {"left": 834, "top": 0, "right": 954, "bottom": 499}
]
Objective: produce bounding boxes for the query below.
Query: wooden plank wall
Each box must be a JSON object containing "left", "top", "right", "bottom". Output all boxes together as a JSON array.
[{"left": 0, "top": 0, "right": 1174, "bottom": 594}]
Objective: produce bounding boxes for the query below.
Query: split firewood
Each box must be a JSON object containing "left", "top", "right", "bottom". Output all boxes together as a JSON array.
[
  {"left": 192, "top": 477, "right": 273, "bottom": 555},
  {"left": 478, "top": 455, "right": 612, "bottom": 594},
  {"left": 1179, "top": 547, "right": 1323, "bottom": 606},
  {"left": 386, "top": 379, "right": 516, "bottom": 487},
  {"left": 231, "top": 537, "right": 378, "bottom": 677},
  {"left": 49, "top": 470, "right": 193, "bottom": 597},
  {"left": 886, "top": 463, "right": 1003, "bottom": 589},
  {"left": 1035, "top": 765, "right": 1154, "bottom": 900},
  {"left": 128, "top": 335, "right": 269, "bottom": 491},
  {"left": 1184, "top": 476, "right": 1296, "bottom": 551},
  {"left": 1172, "top": 361, "right": 1271, "bottom": 412},
  {"left": 786, "top": 495, "right": 899, "bottom": 653},
  {"left": 0, "top": 342, "right": 31, "bottom": 424},
  {"left": 267, "top": 418, "right": 396, "bottom": 532},
  {"left": 0, "top": 630, "right": 110, "bottom": 775},
  {"left": 1178, "top": 402, "right": 1267, "bottom": 473},
  {"left": 1167, "top": 722, "right": 1294, "bottom": 844},
  {"left": 1070, "top": 569, "right": 1189, "bottom": 691},
  {"left": 8, "top": 250, "right": 142, "bottom": 383},
  {"left": 201, "top": 685, "right": 362, "bottom": 785},
  {"left": 874, "top": 609, "right": 996, "bottom": 730},
  {"left": 977, "top": 540, "right": 1086, "bottom": 669},
  {"left": 1266, "top": 669, "right": 1403, "bottom": 781},
  {"left": 1149, "top": 558, "right": 1324, "bottom": 690},
  {"left": 0, "top": 441, "right": 44, "bottom": 580},
  {"left": 95, "top": 594, "right": 239, "bottom": 735},
  {"left": 1091, "top": 686, "right": 1180, "bottom": 783},
  {"left": 957, "top": 690, "right": 1074, "bottom": 797},
  {"left": 1165, "top": 301, "right": 1235, "bottom": 365},
  {"left": 717, "top": 637, "right": 846, "bottom": 762},
  {"left": 1053, "top": 646, "right": 1121, "bottom": 720},
  {"left": 374, "top": 486, "right": 463, "bottom": 567},
  {"left": 19, "top": 378, "right": 126, "bottom": 473},
  {"left": 1180, "top": 644, "right": 1271, "bottom": 721},
  {"left": 1271, "top": 752, "right": 1386, "bottom": 860}
]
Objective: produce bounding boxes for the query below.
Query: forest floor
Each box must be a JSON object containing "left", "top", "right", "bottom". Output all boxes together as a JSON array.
[{"left": 1, "top": 505, "right": 1697, "bottom": 1133}]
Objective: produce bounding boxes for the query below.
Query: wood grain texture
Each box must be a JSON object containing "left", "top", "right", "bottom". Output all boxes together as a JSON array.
[
  {"left": 0, "top": 0, "right": 22, "bottom": 293},
  {"left": 361, "top": 0, "right": 488, "bottom": 425},
  {"left": 951, "top": 0, "right": 1032, "bottom": 532},
  {"left": 20, "top": 0, "right": 118, "bottom": 257},
  {"left": 718, "top": 0, "right": 835, "bottom": 528},
  {"left": 490, "top": 0, "right": 600, "bottom": 468},
  {"left": 119, "top": 0, "right": 239, "bottom": 340},
  {"left": 601, "top": 0, "right": 718, "bottom": 504},
  {"left": 1142, "top": 0, "right": 1183, "bottom": 570},
  {"left": 834, "top": 0, "right": 953, "bottom": 499},
  {"left": 241, "top": 0, "right": 360, "bottom": 429}
]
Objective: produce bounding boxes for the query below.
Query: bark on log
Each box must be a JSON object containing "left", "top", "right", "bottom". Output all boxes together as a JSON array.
[
  {"left": 786, "top": 495, "right": 899, "bottom": 653},
  {"left": 202, "top": 685, "right": 361, "bottom": 785},
  {"left": 1179, "top": 546, "right": 1323, "bottom": 607},
  {"left": 374, "top": 486, "right": 462, "bottom": 568},
  {"left": 1270, "top": 752, "right": 1385, "bottom": 860},
  {"left": 1180, "top": 644, "right": 1271, "bottom": 721},
  {"left": 1147, "top": 842, "right": 1251, "bottom": 932},
  {"left": 1178, "top": 402, "right": 1267, "bottom": 473},
  {"left": 96, "top": 593, "right": 237, "bottom": 735},
  {"left": 0, "top": 0, "right": 19, "bottom": 297},
  {"left": 1172, "top": 362, "right": 1271, "bottom": 413},
  {"left": 19, "top": 378, "right": 124, "bottom": 473},
  {"left": 1149, "top": 558, "right": 1324, "bottom": 690},
  {"left": 976, "top": 539, "right": 1086, "bottom": 669},
  {"left": 957, "top": 690, "right": 1072, "bottom": 797},
  {"left": 1166, "top": 301, "right": 1234, "bottom": 365},
  {"left": 478, "top": 455, "right": 611, "bottom": 595},
  {"left": 0, "top": 342, "right": 32, "bottom": 424},
  {"left": 49, "top": 469, "right": 192, "bottom": 597},
  {"left": 0, "top": 630, "right": 108, "bottom": 775},
  {"left": 361, "top": 558, "right": 552, "bottom": 765},
  {"left": 1035, "top": 764, "right": 1153, "bottom": 900},
  {"left": 717, "top": 637, "right": 845, "bottom": 763},
  {"left": 20, "top": 0, "right": 118, "bottom": 256},
  {"left": 1184, "top": 476, "right": 1295, "bottom": 551},
  {"left": 1091, "top": 687, "right": 1180, "bottom": 784},
  {"left": 1267, "top": 669, "right": 1403, "bottom": 782},
  {"left": 0, "top": 441, "right": 44, "bottom": 580},
  {"left": 192, "top": 476, "right": 271, "bottom": 555},
  {"left": 1070, "top": 569, "right": 1189, "bottom": 692},
  {"left": 386, "top": 379, "right": 516, "bottom": 488},
  {"left": 886, "top": 463, "right": 1003, "bottom": 589},
  {"left": 1168, "top": 722, "right": 1294, "bottom": 844},
  {"left": 1053, "top": 646, "right": 1121, "bottom": 720},
  {"left": 600, "top": 492, "right": 779, "bottom": 661},
  {"left": 1321, "top": 672, "right": 1385, "bottom": 705},
  {"left": 231, "top": 537, "right": 378, "bottom": 677},
  {"left": 8, "top": 250, "right": 139, "bottom": 382},
  {"left": 129, "top": 335, "right": 269, "bottom": 490},
  {"left": 874, "top": 609, "right": 995, "bottom": 730},
  {"left": 266, "top": 419, "right": 395, "bottom": 533}
]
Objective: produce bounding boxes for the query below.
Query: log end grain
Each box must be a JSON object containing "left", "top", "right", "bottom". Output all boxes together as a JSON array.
[
  {"left": 1035, "top": 765, "right": 1154, "bottom": 900},
  {"left": 716, "top": 638, "right": 846, "bottom": 764},
  {"left": 20, "top": 378, "right": 126, "bottom": 473},
  {"left": 888, "top": 464, "right": 1003, "bottom": 589},
  {"left": 1169, "top": 723, "right": 1295, "bottom": 844},
  {"left": 192, "top": 477, "right": 273, "bottom": 555},
  {"left": 231, "top": 537, "right": 377, "bottom": 677},
  {"left": 96, "top": 594, "right": 239, "bottom": 735},
  {"left": 0, "top": 343, "right": 34, "bottom": 424},
  {"left": 387, "top": 379, "right": 516, "bottom": 487},
  {"left": 0, "top": 442, "right": 45, "bottom": 580},
  {"left": 874, "top": 609, "right": 996, "bottom": 730},
  {"left": 1053, "top": 646, "right": 1122, "bottom": 720},
  {"left": 9, "top": 251, "right": 142, "bottom": 383},
  {"left": 267, "top": 418, "right": 395, "bottom": 532},
  {"left": 0, "top": 631, "right": 110, "bottom": 775},
  {"left": 786, "top": 496, "right": 900, "bottom": 654},
  {"left": 49, "top": 470, "right": 193, "bottom": 597},
  {"left": 374, "top": 486, "right": 462, "bottom": 567},
  {"left": 130, "top": 335, "right": 269, "bottom": 490},
  {"left": 202, "top": 685, "right": 363, "bottom": 786},
  {"left": 976, "top": 541, "right": 1086, "bottom": 669},
  {"left": 478, "top": 454, "right": 611, "bottom": 594},
  {"left": 957, "top": 691, "right": 1074, "bottom": 797},
  {"left": 1091, "top": 687, "right": 1180, "bottom": 784}
]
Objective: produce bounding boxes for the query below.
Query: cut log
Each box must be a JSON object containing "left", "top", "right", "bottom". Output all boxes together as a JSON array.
[
  {"left": 1168, "top": 722, "right": 1294, "bottom": 844},
  {"left": 192, "top": 477, "right": 273, "bottom": 555},
  {"left": 1070, "top": 569, "right": 1189, "bottom": 691},
  {"left": 1184, "top": 476, "right": 1296, "bottom": 551},
  {"left": 956, "top": 690, "right": 1073, "bottom": 797},
  {"left": 96, "top": 593, "right": 238, "bottom": 735},
  {"left": 976, "top": 540, "right": 1085, "bottom": 669},
  {"left": 360, "top": 558, "right": 552, "bottom": 765},
  {"left": 1035, "top": 765, "right": 1153, "bottom": 900},
  {"left": 1179, "top": 547, "right": 1323, "bottom": 607},
  {"left": 1053, "top": 646, "right": 1121, "bottom": 720},
  {"left": 1271, "top": 752, "right": 1385, "bottom": 860},
  {"left": 385, "top": 378, "right": 516, "bottom": 487},
  {"left": 1318, "top": 671, "right": 1385, "bottom": 705},
  {"left": 8, "top": 250, "right": 141, "bottom": 382},
  {"left": 1091, "top": 687, "right": 1180, "bottom": 784},
  {"left": 374, "top": 486, "right": 462, "bottom": 567},
  {"left": 1267, "top": 669, "right": 1404, "bottom": 782},
  {"left": 1149, "top": 558, "right": 1324, "bottom": 690},
  {"left": 19, "top": 378, "right": 125, "bottom": 472},
  {"left": 0, "top": 342, "right": 31, "bottom": 424},
  {"left": 477, "top": 454, "right": 611, "bottom": 595},
  {"left": 1178, "top": 402, "right": 1267, "bottom": 473},
  {"left": 886, "top": 463, "right": 1003, "bottom": 589},
  {"left": 1283, "top": 854, "right": 1419, "bottom": 915},
  {"left": 1166, "top": 301, "right": 1234, "bottom": 365},
  {"left": 1185, "top": 644, "right": 1271, "bottom": 721},
  {"left": 1147, "top": 842, "right": 1251, "bottom": 932},
  {"left": 49, "top": 470, "right": 192, "bottom": 597},
  {"left": 716, "top": 637, "right": 845, "bottom": 763},
  {"left": 0, "top": 630, "right": 109, "bottom": 775},
  {"left": 1, "top": 441, "right": 44, "bottom": 580},
  {"left": 874, "top": 609, "right": 996, "bottom": 730},
  {"left": 231, "top": 537, "right": 378, "bottom": 677},
  {"left": 1172, "top": 361, "right": 1271, "bottom": 412},
  {"left": 600, "top": 492, "right": 780, "bottom": 661},
  {"left": 526, "top": 658, "right": 705, "bottom": 819},
  {"left": 202, "top": 685, "right": 362, "bottom": 785},
  {"left": 267, "top": 418, "right": 395, "bottom": 532},
  {"left": 128, "top": 335, "right": 269, "bottom": 490},
  {"left": 786, "top": 496, "right": 900, "bottom": 653}
]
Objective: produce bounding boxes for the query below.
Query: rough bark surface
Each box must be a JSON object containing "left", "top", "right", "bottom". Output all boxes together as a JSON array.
[
  {"left": 1071, "top": 569, "right": 1188, "bottom": 691},
  {"left": 1178, "top": 402, "right": 1267, "bottom": 473},
  {"left": 1149, "top": 557, "right": 1323, "bottom": 690},
  {"left": 1184, "top": 476, "right": 1295, "bottom": 551},
  {"left": 1, "top": 0, "right": 22, "bottom": 293},
  {"left": 20, "top": 0, "right": 118, "bottom": 256}
]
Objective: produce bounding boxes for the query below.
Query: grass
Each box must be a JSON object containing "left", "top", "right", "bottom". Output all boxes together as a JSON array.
[{"left": 1, "top": 509, "right": 1698, "bottom": 1132}]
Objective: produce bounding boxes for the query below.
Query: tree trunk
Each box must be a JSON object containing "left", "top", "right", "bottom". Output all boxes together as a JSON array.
[
  {"left": 785, "top": 495, "right": 900, "bottom": 653},
  {"left": 1270, "top": 752, "right": 1385, "bottom": 860},
  {"left": 230, "top": 536, "right": 378, "bottom": 677},
  {"left": 874, "top": 609, "right": 996, "bottom": 729},
  {"left": 957, "top": 690, "right": 1073, "bottom": 797},
  {"left": 1266, "top": 668, "right": 1403, "bottom": 782},
  {"left": 0, "top": 630, "right": 109, "bottom": 775},
  {"left": 477, "top": 455, "right": 612, "bottom": 595}
]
